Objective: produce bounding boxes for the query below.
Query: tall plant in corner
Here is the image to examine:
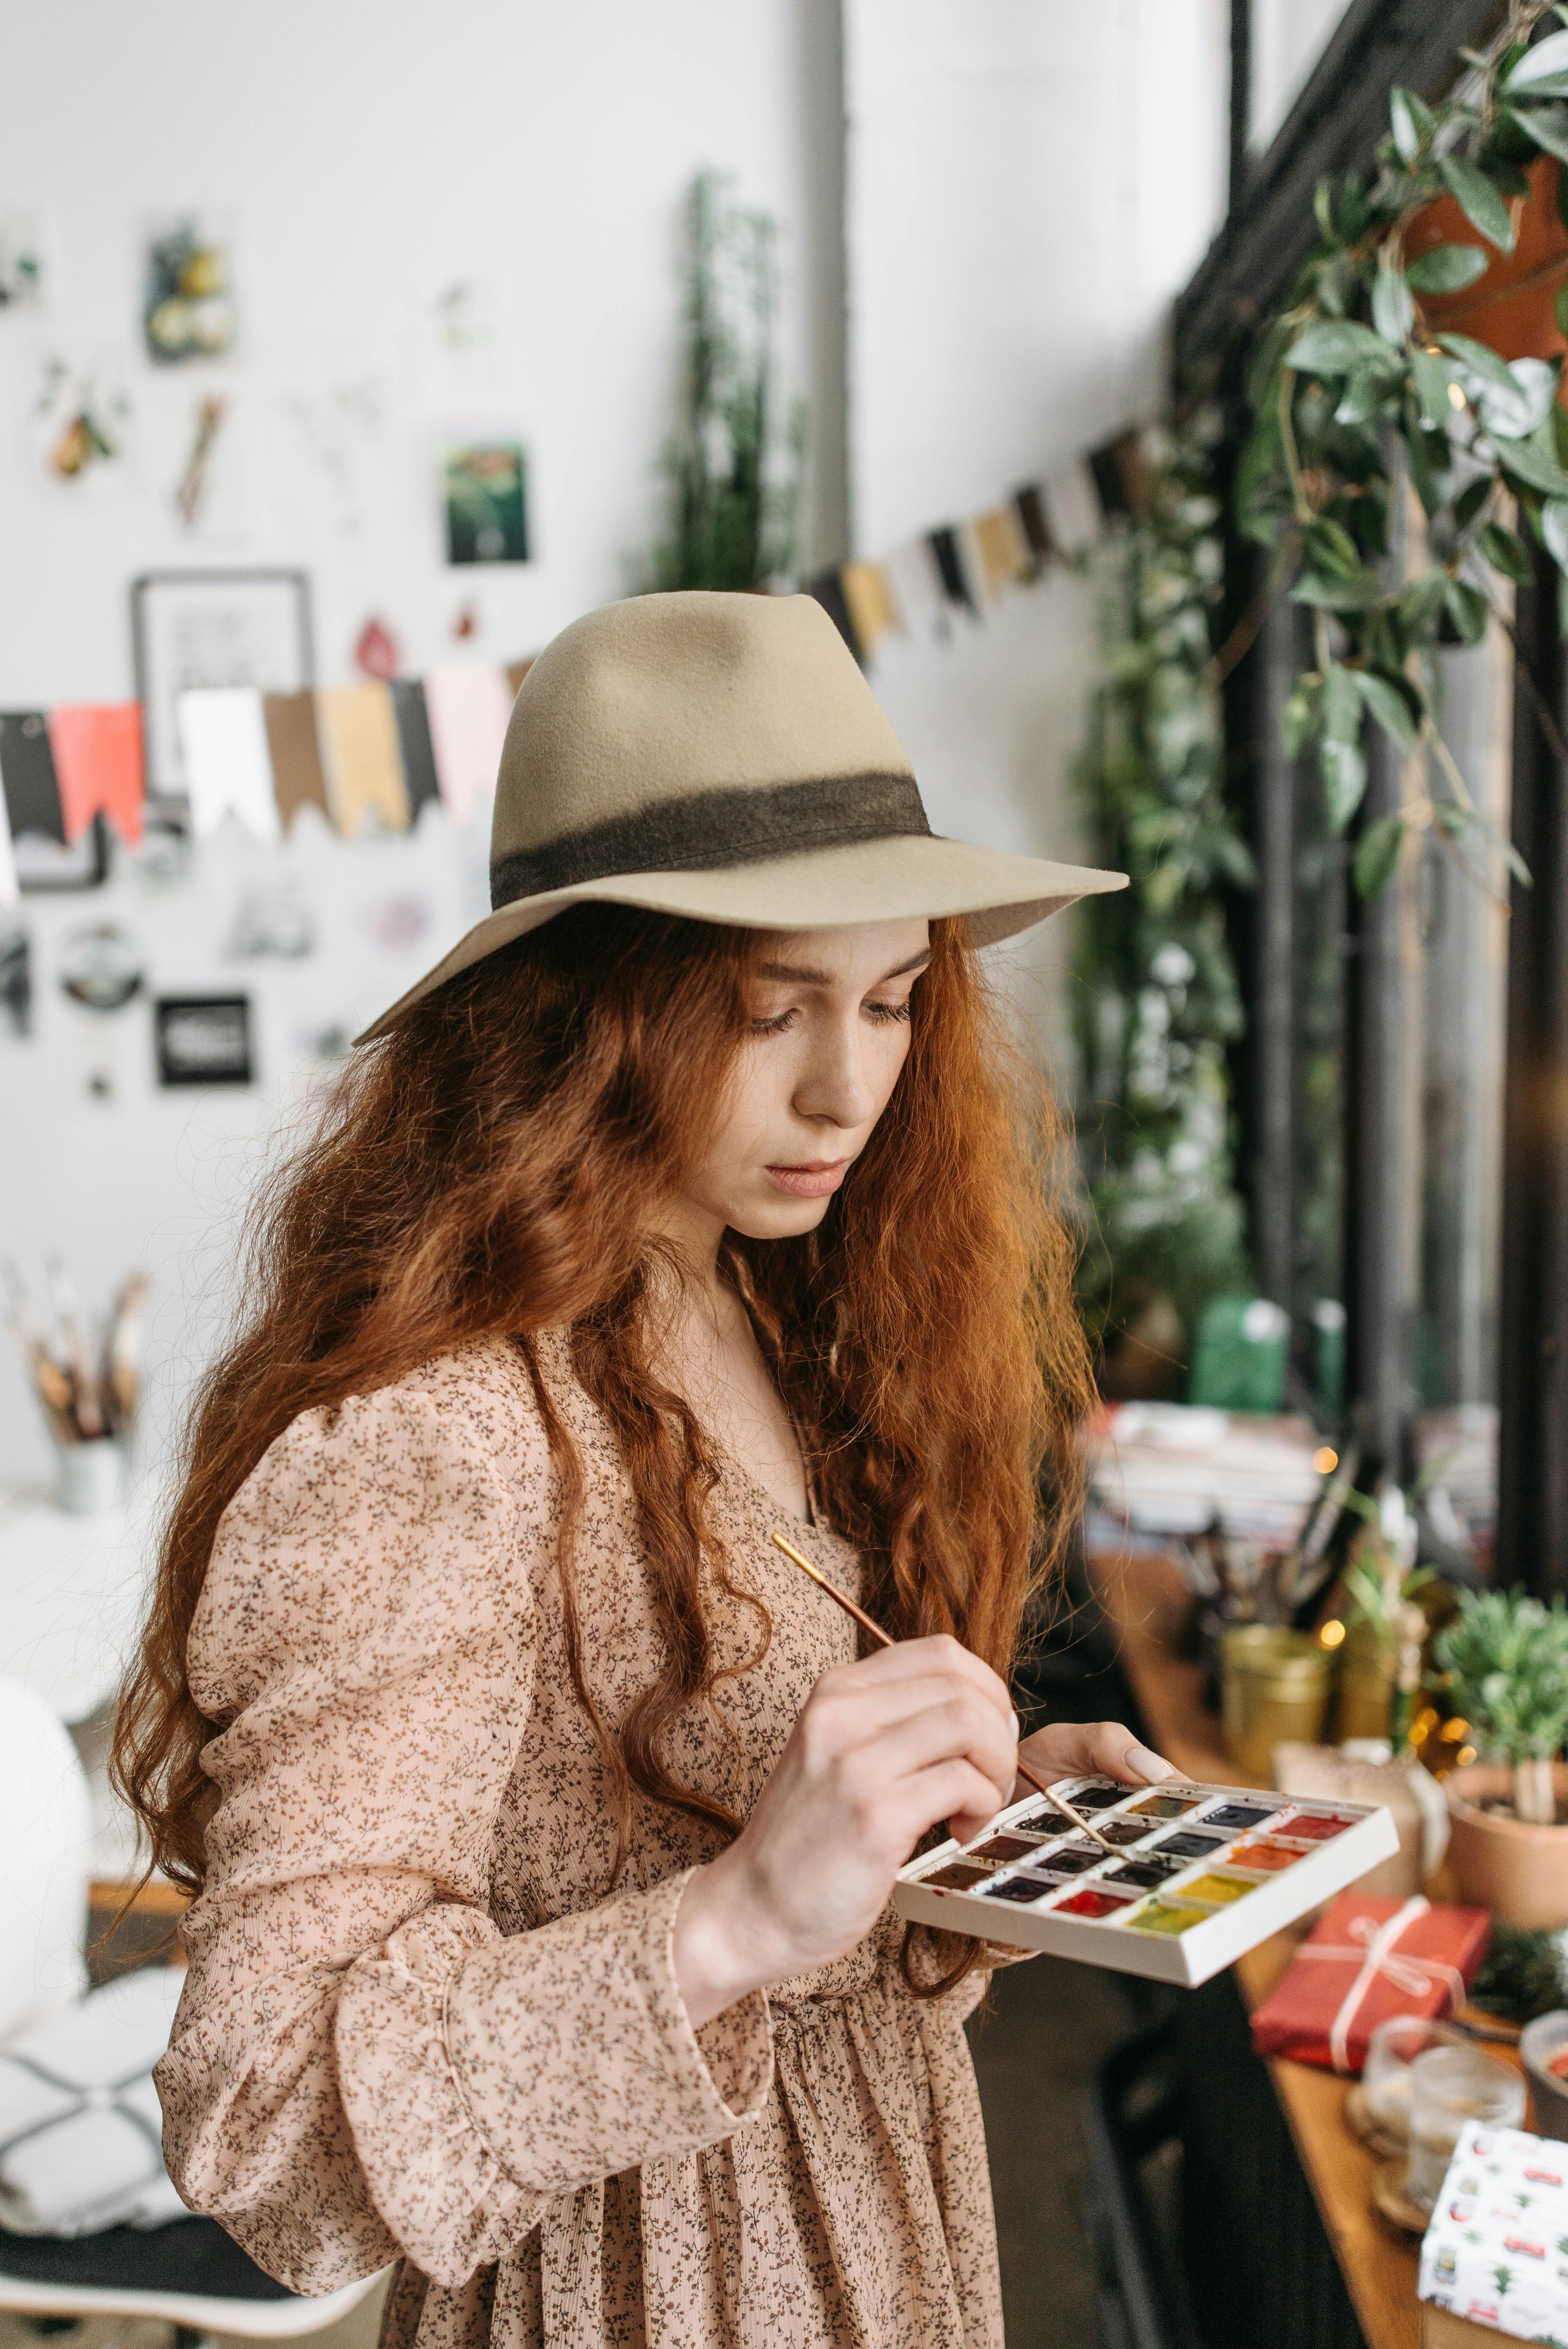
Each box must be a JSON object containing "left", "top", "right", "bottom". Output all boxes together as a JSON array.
[
  {"left": 642, "top": 171, "right": 805, "bottom": 594},
  {"left": 1238, "top": 0, "right": 1568, "bottom": 897}
]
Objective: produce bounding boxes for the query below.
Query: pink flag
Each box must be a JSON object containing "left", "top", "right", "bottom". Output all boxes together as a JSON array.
[
  {"left": 423, "top": 663, "right": 513, "bottom": 827},
  {"left": 47, "top": 704, "right": 145, "bottom": 846}
]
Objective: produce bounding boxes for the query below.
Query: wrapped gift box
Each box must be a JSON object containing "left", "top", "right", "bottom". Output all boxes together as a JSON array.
[
  {"left": 1249, "top": 1892, "right": 1490, "bottom": 2074},
  {"left": 1420, "top": 2121, "right": 1568, "bottom": 2343}
]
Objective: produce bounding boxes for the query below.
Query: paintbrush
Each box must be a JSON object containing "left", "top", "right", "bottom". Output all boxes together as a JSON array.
[{"left": 770, "top": 1530, "right": 1124, "bottom": 1859}]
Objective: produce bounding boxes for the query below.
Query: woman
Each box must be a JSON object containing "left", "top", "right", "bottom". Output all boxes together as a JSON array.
[{"left": 116, "top": 591, "right": 1171, "bottom": 2349}]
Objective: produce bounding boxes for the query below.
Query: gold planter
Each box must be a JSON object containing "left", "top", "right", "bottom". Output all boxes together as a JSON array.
[
  {"left": 1221, "top": 1626, "right": 1332, "bottom": 1780},
  {"left": 1333, "top": 1622, "right": 1397, "bottom": 1746}
]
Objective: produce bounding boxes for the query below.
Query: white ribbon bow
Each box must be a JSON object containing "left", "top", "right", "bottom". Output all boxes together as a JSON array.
[{"left": 1294, "top": 1897, "right": 1469, "bottom": 2073}]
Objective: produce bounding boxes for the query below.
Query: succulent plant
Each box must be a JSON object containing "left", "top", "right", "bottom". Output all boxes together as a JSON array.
[{"left": 1435, "top": 1587, "right": 1568, "bottom": 1824}]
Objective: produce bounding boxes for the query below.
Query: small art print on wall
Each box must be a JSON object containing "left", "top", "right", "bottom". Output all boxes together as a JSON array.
[
  {"left": 154, "top": 993, "right": 253, "bottom": 1087},
  {"left": 443, "top": 441, "right": 529, "bottom": 565},
  {"left": 142, "top": 215, "right": 236, "bottom": 365}
]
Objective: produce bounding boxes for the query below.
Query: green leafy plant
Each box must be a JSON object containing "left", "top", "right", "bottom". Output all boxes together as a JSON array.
[
  {"left": 1071, "top": 418, "right": 1256, "bottom": 1361},
  {"left": 1237, "top": 0, "right": 1568, "bottom": 898},
  {"left": 640, "top": 171, "right": 804, "bottom": 594},
  {"left": 1435, "top": 1585, "right": 1568, "bottom": 1822}
]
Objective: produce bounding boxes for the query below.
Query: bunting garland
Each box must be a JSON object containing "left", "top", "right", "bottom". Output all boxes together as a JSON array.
[
  {"left": 1, "top": 426, "right": 1150, "bottom": 872},
  {"left": 803, "top": 424, "right": 1149, "bottom": 666}
]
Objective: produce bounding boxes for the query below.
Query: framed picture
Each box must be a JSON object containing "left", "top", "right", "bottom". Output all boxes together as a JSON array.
[
  {"left": 154, "top": 992, "right": 254, "bottom": 1087},
  {"left": 132, "top": 569, "right": 313, "bottom": 800},
  {"left": 442, "top": 442, "right": 529, "bottom": 565}
]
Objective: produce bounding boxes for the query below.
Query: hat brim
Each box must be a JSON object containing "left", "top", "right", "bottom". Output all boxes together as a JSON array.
[{"left": 354, "top": 833, "right": 1127, "bottom": 1043}]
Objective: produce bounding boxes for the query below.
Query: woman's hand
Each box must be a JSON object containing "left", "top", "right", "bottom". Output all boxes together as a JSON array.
[
  {"left": 1016, "top": 1719, "right": 1178, "bottom": 1805},
  {"left": 673, "top": 1636, "right": 1018, "bottom": 2029}
]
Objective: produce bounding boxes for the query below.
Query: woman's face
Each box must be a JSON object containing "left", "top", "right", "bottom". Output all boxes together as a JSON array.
[{"left": 675, "top": 918, "right": 932, "bottom": 1247}]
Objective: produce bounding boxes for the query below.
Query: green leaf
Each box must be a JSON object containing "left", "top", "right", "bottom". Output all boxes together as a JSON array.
[
  {"left": 1438, "top": 157, "right": 1518, "bottom": 252},
  {"left": 1478, "top": 357, "right": 1560, "bottom": 441},
  {"left": 1400, "top": 570, "right": 1451, "bottom": 635},
  {"left": 1305, "top": 515, "right": 1363, "bottom": 576},
  {"left": 1481, "top": 519, "right": 1535, "bottom": 580},
  {"left": 1284, "top": 318, "right": 1402, "bottom": 378},
  {"left": 1291, "top": 570, "right": 1387, "bottom": 612},
  {"left": 1411, "top": 347, "right": 1459, "bottom": 428},
  {"left": 1336, "top": 370, "right": 1392, "bottom": 425},
  {"left": 1512, "top": 102, "right": 1568, "bottom": 163},
  {"left": 1498, "top": 417, "right": 1568, "bottom": 500},
  {"left": 1354, "top": 812, "right": 1407, "bottom": 898},
  {"left": 1281, "top": 678, "right": 1322, "bottom": 756},
  {"left": 1389, "top": 85, "right": 1434, "bottom": 162},
  {"left": 1437, "top": 331, "right": 1523, "bottom": 396},
  {"left": 1355, "top": 668, "right": 1420, "bottom": 753},
  {"left": 1403, "top": 415, "right": 1450, "bottom": 518},
  {"left": 1503, "top": 25, "right": 1568, "bottom": 98},
  {"left": 1321, "top": 734, "right": 1368, "bottom": 829},
  {"left": 1322, "top": 662, "right": 1362, "bottom": 742},
  {"left": 1372, "top": 264, "right": 1414, "bottom": 345},
  {"left": 1542, "top": 497, "right": 1568, "bottom": 573},
  {"left": 1557, "top": 279, "right": 1568, "bottom": 337},
  {"left": 1314, "top": 176, "right": 1337, "bottom": 245},
  {"left": 1444, "top": 576, "right": 1490, "bottom": 643},
  {"left": 1406, "top": 242, "right": 1489, "bottom": 293},
  {"left": 1454, "top": 476, "right": 1493, "bottom": 531}
]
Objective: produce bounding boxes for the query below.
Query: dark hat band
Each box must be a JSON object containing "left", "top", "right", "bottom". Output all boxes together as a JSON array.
[{"left": 490, "top": 770, "right": 930, "bottom": 910}]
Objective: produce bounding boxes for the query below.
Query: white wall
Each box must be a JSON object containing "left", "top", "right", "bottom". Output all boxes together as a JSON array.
[
  {"left": 844, "top": 0, "right": 1226, "bottom": 1058},
  {"left": 0, "top": 1, "right": 1227, "bottom": 1482}
]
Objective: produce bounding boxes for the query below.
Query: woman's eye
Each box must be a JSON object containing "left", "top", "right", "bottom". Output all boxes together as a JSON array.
[
  {"left": 863, "top": 998, "right": 911, "bottom": 1026},
  {"left": 750, "top": 1007, "right": 797, "bottom": 1037}
]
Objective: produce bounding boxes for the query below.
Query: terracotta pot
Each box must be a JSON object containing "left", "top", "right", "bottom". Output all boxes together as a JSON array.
[
  {"left": 1445, "top": 1760, "right": 1568, "bottom": 1928},
  {"left": 1405, "top": 158, "right": 1568, "bottom": 377}
]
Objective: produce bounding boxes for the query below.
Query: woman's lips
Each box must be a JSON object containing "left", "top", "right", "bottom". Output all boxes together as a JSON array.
[{"left": 766, "top": 1158, "right": 849, "bottom": 1198}]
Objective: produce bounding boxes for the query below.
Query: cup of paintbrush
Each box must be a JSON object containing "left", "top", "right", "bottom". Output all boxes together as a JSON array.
[{"left": 770, "top": 1531, "right": 1124, "bottom": 1857}]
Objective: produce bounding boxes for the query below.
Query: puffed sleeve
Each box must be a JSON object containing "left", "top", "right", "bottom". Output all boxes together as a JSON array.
[{"left": 154, "top": 1365, "right": 773, "bottom": 2294}]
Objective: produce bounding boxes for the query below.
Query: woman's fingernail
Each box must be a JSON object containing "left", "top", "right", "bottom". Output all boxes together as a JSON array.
[
  {"left": 1125, "top": 1743, "right": 1178, "bottom": 1782},
  {"left": 1010, "top": 1711, "right": 1020, "bottom": 1741}
]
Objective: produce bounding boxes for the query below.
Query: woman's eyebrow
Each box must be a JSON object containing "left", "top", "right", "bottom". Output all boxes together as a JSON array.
[{"left": 755, "top": 948, "right": 934, "bottom": 987}]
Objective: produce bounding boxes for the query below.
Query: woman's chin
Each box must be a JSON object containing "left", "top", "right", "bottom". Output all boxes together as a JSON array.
[{"left": 729, "top": 1191, "right": 835, "bottom": 1243}]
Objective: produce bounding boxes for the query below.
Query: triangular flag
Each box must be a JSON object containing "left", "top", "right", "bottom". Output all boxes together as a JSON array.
[
  {"left": 423, "top": 664, "right": 513, "bottom": 826},
  {"left": 1042, "top": 461, "right": 1104, "bottom": 555},
  {"left": 0, "top": 712, "right": 65, "bottom": 844},
  {"left": 178, "top": 688, "right": 280, "bottom": 843},
  {"left": 0, "top": 776, "right": 17, "bottom": 907},
  {"left": 971, "top": 507, "right": 1032, "bottom": 601},
  {"left": 927, "top": 526, "right": 978, "bottom": 615},
  {"left": 805, "top": 569, "right": 863, "bottom": 662},
  {"left": 47, "top": 704, "right": 145, "bottom": 846},
  {"left": 316, "top": 684, "right": 411, "bottom": 837},
  {"left": 884, "top": 541, "right": 950, "bottom": 644},
  {"left": 263, "top": 692, "right": 330, "bottom": 830},
  {"left": 390, "top": 680, "right": 441, "bottom": 818},
  {"left": 839, "top": 562, "right": 903, "bottom": 663},
  {"left": 1014, "top": 485, "right": 1053, "bottom": 572}
]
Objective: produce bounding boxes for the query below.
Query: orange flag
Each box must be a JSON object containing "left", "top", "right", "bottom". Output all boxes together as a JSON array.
[{"left": 47, "top": 704, "right": 145, "bottom": 846}]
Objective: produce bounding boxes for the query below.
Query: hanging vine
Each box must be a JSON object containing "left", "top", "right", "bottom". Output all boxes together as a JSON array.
[
  {"left": 1239, "top": 0, "right": 1568, "bottom": 897},
  {"left": 1071, "top": 419, "right": 1257, "bottom": 1358}
]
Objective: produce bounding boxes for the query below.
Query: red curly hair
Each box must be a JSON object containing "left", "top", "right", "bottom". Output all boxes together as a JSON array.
[{"left": 113, "top": 903, "right": 1093, "bottom": 1925}]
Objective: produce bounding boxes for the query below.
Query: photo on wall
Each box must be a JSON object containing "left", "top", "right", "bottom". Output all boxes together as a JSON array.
[
  {"left": 142, "top": 215, "right": 236, "bottom": 365},
  {"left": 442, "top": 441, "right": 529, "bottom": 565},
  {"left": 131, "top": 568, "right": 314, "bottom": 798},
  {"left": 154, "top": 993, "right": 253, "bottom": 1087}
]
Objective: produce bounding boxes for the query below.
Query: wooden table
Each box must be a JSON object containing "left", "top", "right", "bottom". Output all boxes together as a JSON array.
[{"left": 1087, "top": 1546, "right": 1529, "bottom": 2349}]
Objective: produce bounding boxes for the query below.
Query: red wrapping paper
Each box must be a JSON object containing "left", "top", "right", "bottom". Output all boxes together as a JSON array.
[{"left": 1249, "top": 1893, "right": 1490, "bottom": 2075}]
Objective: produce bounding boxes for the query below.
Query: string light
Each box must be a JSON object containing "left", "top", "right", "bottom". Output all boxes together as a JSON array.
[
  {"left": 1313, "top": 1446, "right": 1339, "bottom": 1475},
  {"left": 1319, "top": 1619, "right": 1347, "bottom": 1649}
]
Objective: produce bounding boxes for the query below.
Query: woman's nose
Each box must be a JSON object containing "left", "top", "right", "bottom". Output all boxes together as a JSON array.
[{"left": 793, "top": 1018, "right": 875, "bottom": 1128}]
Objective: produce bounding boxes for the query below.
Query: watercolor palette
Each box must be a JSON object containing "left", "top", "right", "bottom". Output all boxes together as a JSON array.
[{"left": 892, "top": 1775, "right": 1399, "bottom": 1987}]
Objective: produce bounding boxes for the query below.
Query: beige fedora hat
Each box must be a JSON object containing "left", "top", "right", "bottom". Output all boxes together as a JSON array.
[{"left": 359, "top": 589, "right": 1126, "bottom": 1040}]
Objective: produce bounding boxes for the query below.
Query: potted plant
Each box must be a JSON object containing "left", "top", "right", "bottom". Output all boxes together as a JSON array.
[
  {"left": 1334, "top": 1485, "right": 1435, "bottom": 1748},
  {"left": 1436, "top": 1588, "right": 1568, "bottom": 1927}
]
